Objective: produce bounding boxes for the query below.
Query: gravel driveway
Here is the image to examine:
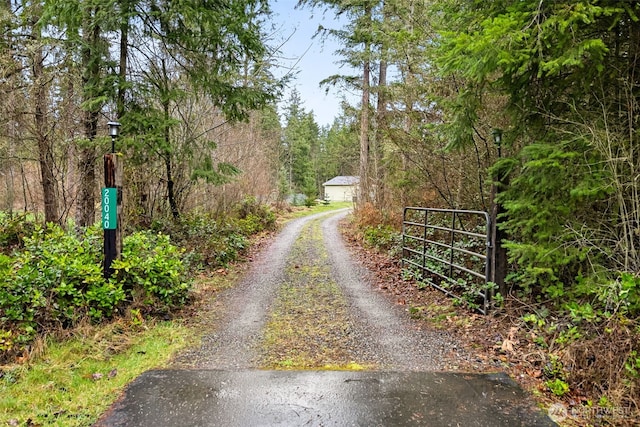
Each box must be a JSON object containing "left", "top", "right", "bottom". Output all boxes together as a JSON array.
[
  {"left": 172, "top": 209, "right": 466, "bottom": 372},
  {"left": 98, "top": 209, "right": 557, "bottom": 426}
]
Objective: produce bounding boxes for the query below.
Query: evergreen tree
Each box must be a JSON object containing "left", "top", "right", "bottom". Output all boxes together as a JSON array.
[
  {"left": 298, "top": 0, "right": 384, "bottom": 205},
  {"left": 433, "top": 0, "right": 640, "bottom": 294},
  {"left": 0, "top": 0, "right": 279, "bottom": 224},
  {"left": 121, "top": 0, "right": 277, "bottom": 219},
  {"left": 316, "top": 113, "right": 359, "bottom": 186},
  {"left": 281, "top": 90, "right": 320, "bottom": 199}
]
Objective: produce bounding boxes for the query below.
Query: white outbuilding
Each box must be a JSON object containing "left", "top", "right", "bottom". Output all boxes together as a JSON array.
[{"left": 322, "top": 176, "right": 359, "bottom": 202}]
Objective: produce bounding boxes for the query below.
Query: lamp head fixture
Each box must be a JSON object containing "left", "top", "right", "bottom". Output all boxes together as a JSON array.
[
  {"left": 107, "top": 121, "right": 121, "bottom": 138},
  {"left": 491, "top": 128, "right": 503, "bottom": 146}
]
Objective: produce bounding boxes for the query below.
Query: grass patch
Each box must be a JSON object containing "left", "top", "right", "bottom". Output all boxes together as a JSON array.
[
  {"left": 0, "top": 265, "right": 246, "bottom": 426},
  {"left": 0, "top": 319, "right": 193, "bottom": 426},
  {"left": 259, "top": 217, "right": 375, "bottom": 370},
  {"left": 284, "top": 201, "right": 353, "bottom": 220},
  {"left": 422, "top": 303, "right": 459, "bottom": 328}
]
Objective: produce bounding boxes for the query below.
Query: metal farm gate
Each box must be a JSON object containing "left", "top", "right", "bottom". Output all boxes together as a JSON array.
[{"left": 401, "top": 207, "right": 493, "bottom": 314}]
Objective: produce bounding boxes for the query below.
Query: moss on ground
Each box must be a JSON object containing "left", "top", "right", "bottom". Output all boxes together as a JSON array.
[{"left": 259, "top": 217, "right": 375, "bottom": 370}]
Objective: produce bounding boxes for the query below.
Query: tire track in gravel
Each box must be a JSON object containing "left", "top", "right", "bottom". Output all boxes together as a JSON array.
[
  {"left": 173, "top": 208, "right": 464, "bottom": 371},
  {"left": 258, "top": 212, "right": 382, "bottom": 369},
  {"left": 173, "top": 210, "right": 344, "bottom": 370},
  {"left": 322, "top": 210, "right": 461, "bottom": 371}
]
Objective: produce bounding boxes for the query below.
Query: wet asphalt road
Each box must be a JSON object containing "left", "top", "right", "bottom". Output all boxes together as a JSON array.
[
  {"left": 95, "top": 209, "right": 556, "bottom": 426},
  {"left": 96, "top": 370, "right": 555, "bottom": 427}
]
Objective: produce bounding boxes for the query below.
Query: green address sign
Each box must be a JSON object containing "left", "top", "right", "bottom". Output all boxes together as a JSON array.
[{"left": 101, "top": 188, "right": 117, "bottom": 230}]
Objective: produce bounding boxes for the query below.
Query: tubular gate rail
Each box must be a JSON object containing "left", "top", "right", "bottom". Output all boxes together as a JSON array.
[{"left": 402, "top": 207, "right": 492, "bottom": 314}]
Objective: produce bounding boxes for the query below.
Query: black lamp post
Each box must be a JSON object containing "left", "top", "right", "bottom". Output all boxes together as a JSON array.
[
  {"left": 104, "top": 121, "right": 121, "bottom": 278},
  {"left": 107, "top": 121, "right": 121, "bottom": 153}
]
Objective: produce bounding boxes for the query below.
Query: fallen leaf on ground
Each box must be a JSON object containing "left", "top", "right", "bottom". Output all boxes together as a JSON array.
[
  {"left": 501, "top": 338, "right": 516, "bottom": 353},
  {"left": 527, "top": 369, "right": 543, "bottom": 378}
]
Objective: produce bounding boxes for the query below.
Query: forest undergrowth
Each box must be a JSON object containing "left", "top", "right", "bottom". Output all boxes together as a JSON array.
[
  {"left": 0, "top": 198, "right": 279, "bottom": 425},
  {"left": 347, "top": 204, "right": 639, "bottom": 427}
]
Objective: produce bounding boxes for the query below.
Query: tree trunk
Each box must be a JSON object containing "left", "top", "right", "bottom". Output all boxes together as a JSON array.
[
  {"left": 77, "top": 145, "right": 97, "bottom": 226},
  {"left": 162, "top": 83, "right": 179, "bottom": 219},
  {"left": 31, "top": 9, "right": 59, "bottom": 224},
  {"left": 76, "top": 9, "right": 101, "bottom": 227},
  {"left": 117, "top": 0, "right": 129, "bottom": 119},
  {"left": 373, "top": 0, "right": 388, "bottom": 209},
  {"left": 375, "top": 63, "right": 387, "bottom": 207},
  {"left": 358, "top": 2, "right": 375, "bottom": 206},
  {"left": 165, "top": 155, "right": 179, "bottom": 219},
  {"left": 359, "top": 50, "right": 371, "bottom": 204}
]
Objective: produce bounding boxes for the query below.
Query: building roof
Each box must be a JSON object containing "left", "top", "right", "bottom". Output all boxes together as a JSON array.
[{"left": 322, "top": 176, "right": 360, "bottom": 186}]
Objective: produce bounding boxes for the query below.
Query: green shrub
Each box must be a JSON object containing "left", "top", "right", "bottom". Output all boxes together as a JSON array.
[
  {"left": 186, "top": 227, "right": 247, "bottom": 268},
  {"left": 546, "top": 378, "right": 570, "bottom": 396},
  {"left": 235, "top": 214, "right": 268, "bottom": 236},
  {"left": 111, "top": 231, "right": 191, "bottom": 311},
  {"left": 181, "top": 216, "right": 248, "bottom": 268},
  {"left": 0, "top": 222, "right": 195, "bottom": 361},
  {"left": 234, "top": 197, "right": 276, "bottom": 233},
  {"left": 157, "top": 207, "right": 274, "bottom": 270},
  {"left": 0, "top": 223, "right": 125, "bottom": 359},
  {"left": 597, "top": 273, "right": 640, "bottom": 317},
  {"left": 362, "top": 224, "right": 401, "bottom": 252},
  {"left": 9, "top": 224, "right": 118, "bottom": 325},
  {"left": 0, "top": 212, "right": 36, "bottom": 254},
  {"left": 0, "top": 253, "right": 11, "bottom": 276},
  {"left": 625, "top": 351, "right": 640, "bottom": 378},
  {"left": 0, "top": 206, "right": 274, "bottom": 362},
  {"left": 497, "top": 141, "right": 610, "bottom": 300},
  {"left": 559, "top": 272, "right": 640, "bottom": 320}
]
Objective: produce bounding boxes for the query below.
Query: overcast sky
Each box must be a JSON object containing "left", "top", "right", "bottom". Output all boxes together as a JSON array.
[{"left": 269, "top": 1, "right": 359, "bottom": 127}]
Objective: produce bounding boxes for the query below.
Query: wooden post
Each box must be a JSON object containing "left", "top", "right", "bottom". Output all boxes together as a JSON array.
[
  {"left": 489, "top": 128, "right": 509, "bottom": 298},
  {"left": 490, "top": 176, "right": 509, "bottom": 297},
  {"left": 103, "top": 153, "right": 123, "bottom": 278}
]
